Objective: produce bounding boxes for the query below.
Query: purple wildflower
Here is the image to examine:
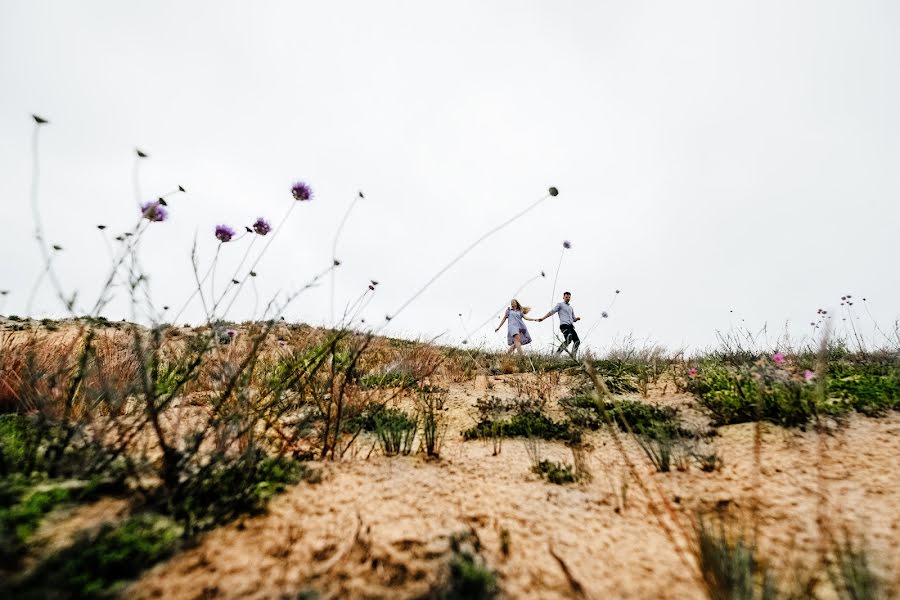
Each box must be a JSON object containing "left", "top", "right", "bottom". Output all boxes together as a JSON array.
[
  {"left": 688, "top": 367, "right": 698, "bottom": 377},
  {"left": 225, "top": 329, "right": 237, "bottom": 337},
  {"left": 252, "top": 217, "right": 272, "bottom": 236},
  {"left": 803, "top": 369, "right": 815, "bottom": 382},
  {"left": 215, "top": 224, "right": 235, "bottom": 242},
  {"left": 291, "top": 181, "right": 313, "bottom": 201},
  {"left": 772, "top": 352, "right": 786, "bottom": 364},
  {"left": 563, "top": 240, "right": 572, "bottom": 249},
  {"left": 141, "top": 201, "right": 168, "bottom": 222},
  {"left": 601, "top": 311, "right": 609, "bottom": 318}
]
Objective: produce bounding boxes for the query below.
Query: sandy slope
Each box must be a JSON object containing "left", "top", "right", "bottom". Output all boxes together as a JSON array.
[{"left": 127, "top": 375, "right": 900, "bottom": 599}]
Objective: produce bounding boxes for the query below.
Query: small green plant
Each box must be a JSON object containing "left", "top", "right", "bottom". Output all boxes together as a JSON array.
[
  {"left": 829, "top": 533, "right": 889, "bottom": 600},
  {"left": 420, "top": 388, "right": 448, "bottom": 457},
  {"left": 695, "top": 518, "right": 778, "bottom": 600},
  {"left": 634, "top": 432, "right": 676, "bottom": 473},
  {"left": 431, "top": 532, "right": 499, "bottom": 599},
  {"left": 533, "top": 460, "right": 578, "bottom": 484},
  {"left": 373, "top": 408, "right": 417, "bottom": 456}
]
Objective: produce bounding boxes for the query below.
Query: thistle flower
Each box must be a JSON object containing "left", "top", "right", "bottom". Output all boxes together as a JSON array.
[
  {"left": 141, "top": 201, "right": 168, "bottom": 222},
  {"left": 615, "top": 289, "right": 620, "bottom": 294},
  {"left": 688, "top": 367, "right": 698, "bottom": 377},
  {"left": 225, "top": 329, "right": 237, "bottom": 337},
  {"left": 562, "top": 240, "right": 572, "bottom": 249},
  {"left": 772, "top": 352, "right": 786, "bottom": 364},
  {"left": 215, "top": 224, "right": 235, "bottom": 242},
  {"left": 601, "top": 311, "right": 608, "bottom": 318},
  {"left": 549, "top": 187, "right": 559, "bottom": 197},
  {"left": 252, "top": 217, "right": 272, "bottom": 235},
  {"left": 803, "top": 370, "right": 815, "bottom": 382},
  {"left": 291, "top": 181, "right": 313, "bottom": 201}
]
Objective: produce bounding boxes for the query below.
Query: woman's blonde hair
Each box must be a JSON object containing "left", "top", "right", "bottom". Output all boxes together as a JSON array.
[{"left": 511, "top": 299, "right": 531, "bottom": 314}]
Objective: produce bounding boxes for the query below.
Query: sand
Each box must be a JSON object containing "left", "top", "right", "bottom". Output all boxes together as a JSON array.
[{"left": 127, "top": 375, "right": 900, "bottom": 599}]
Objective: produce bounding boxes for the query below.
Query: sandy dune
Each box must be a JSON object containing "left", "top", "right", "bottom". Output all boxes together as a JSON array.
[{"left": 128, "top": 375, "right": 900, "bottom": 599}]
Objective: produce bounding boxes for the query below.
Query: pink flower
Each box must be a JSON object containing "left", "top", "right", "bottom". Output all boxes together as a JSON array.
[
  {"left": 688, "top": 367, "right": 698, "bottom": 377},
  {"left": 803, "top": 370, "right": 815, "bottom": 382},
  {"left": 772, "top": 352, "right": 786, "bottom": 364}
]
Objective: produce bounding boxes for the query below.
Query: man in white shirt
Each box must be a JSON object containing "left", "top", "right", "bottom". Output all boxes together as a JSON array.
[{"left": 539, "top": 291, "right": 581, "bottom": 357}]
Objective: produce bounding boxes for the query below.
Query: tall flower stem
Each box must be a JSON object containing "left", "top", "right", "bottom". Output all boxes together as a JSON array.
[
  {"left": 465, "top": 271, "right": 545, "bottom": 343},
  {"left": 331, "top": 192, "right": 363, "bottom": 326},
  {"left": 380, "top": 188, "right": 556, "bottom": 331},
  {"left": 221, "top": 201, "right": 298, "bottom": 320},
  {"left": 28, "top": 118, "right": 70, "bottom": 316}
]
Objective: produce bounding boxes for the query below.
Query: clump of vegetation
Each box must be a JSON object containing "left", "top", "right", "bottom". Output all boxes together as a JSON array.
[
  {"left": 463, "top": 410, "right": 580, "bottom": 443},
  {"left": 420, "top": 388, "right": 448, "bottom": 457},
  {"left": 533, "top": 460, "right": 578, "bottom": 484},
  {"left": 13, "top": 513, "right": 182, "bottom": 599},
  {"left": 694, "top": 518, "right": 778, "bottom": 600},
  {"left": 686, "top": 355, "right": 900, "bottom": 427},
  {"left": 167, "top": 448, "right": 308, "bottom": 535},
  {"left": 828, "top": 533, "right": 891, "bottom": 600},
  {"left": 429, "top": 532, "right": 499, "bottom": 600},
  {"left": 360, "top": 370, "right": 418, "bottom": 389},
  {"left": 373, "top": 408, "right": 417, "bottom": 456},
  {"left": 560, "top": 395, "right": 687, "bottom": 439}
]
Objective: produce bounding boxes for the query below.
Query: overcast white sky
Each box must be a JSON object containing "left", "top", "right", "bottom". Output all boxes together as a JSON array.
[{"left": 2, "top": 0, "right": 899, "bottom": 352}]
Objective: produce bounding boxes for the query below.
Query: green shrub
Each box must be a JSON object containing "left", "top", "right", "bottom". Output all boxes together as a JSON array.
[
  {"left": 560, "top": 395, "right": 686, "bottom": 439},
  {"left": 695, "top": 519, "right": 778, "bottom": 600},
  {"left": 0, "top": 485, "right": 70, "bottom": 566},
  {"left": 373, "top": 409, "right": 417, "bottom": 456},
  {"left": 687, "top": 365, "right": 821, "bottom": 427},
  {"left": 169, "top": 449, "right": 306, "bottom": 533},
  {"left": 533, "top": 460, "right": 578, "bottom": 484},
  {"left": 688, "top": 359, "right": 900, "bottom": 427},
  {"left": 463, "top": 411, "right": 580, "bottom": 443},
  {"left": 15, "top": 513, "right": 182, "bottom": 599},
  {"left": 829, "top": 534, "right": 890, "bottom": 600}
]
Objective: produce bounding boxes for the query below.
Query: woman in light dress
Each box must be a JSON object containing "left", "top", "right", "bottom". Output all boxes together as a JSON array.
[{"left": 495, "top": 299, "right": 539, "bottom": 356}]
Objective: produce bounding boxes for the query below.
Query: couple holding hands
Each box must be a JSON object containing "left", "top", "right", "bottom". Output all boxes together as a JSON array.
[{"left": 495, "top": 291, "right": 581, "bottom": 357}]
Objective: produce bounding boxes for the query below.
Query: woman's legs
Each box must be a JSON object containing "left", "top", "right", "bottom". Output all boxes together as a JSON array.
[{"left": 507, "top": 333, "right": 523, "bottom": 356}]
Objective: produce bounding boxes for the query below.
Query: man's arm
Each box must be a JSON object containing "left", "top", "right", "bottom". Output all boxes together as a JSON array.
[{"left": 538, "top": 304, "right": 560, "bottom": 322}]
